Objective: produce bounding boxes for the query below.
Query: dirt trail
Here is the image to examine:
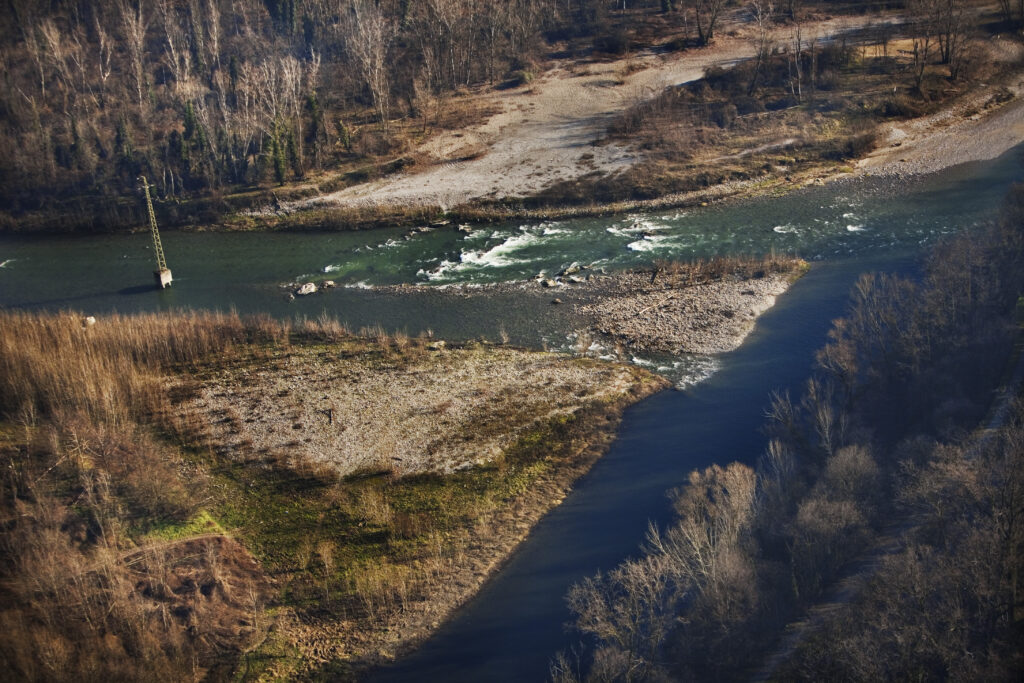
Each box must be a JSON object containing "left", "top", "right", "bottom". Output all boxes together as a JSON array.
[{"left": 296, "top": 16, "right": 878, "bottom": 212}]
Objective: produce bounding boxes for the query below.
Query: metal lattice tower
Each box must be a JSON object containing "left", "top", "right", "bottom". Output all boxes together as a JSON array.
[{"left": 139, "top": 176, "right": 172, "bottom": 288}]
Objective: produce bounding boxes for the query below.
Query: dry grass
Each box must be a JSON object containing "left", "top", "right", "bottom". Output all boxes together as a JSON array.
[
  {"left": 0, "top": 309, "right": 290, "bottom": 425},
  {"left": 0, "top": 307, "right": 668, "bottom": 680},
  {"left": 0, "top": 310, "right": 292, "bottom": 681}
]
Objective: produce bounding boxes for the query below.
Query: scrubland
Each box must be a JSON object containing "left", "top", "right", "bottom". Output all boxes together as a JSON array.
[{"left": 0, "top": 310, "right": 665, "bottom": 680}]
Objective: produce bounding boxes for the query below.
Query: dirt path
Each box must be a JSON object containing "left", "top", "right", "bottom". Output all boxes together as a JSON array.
[{"left": 296, "top": 16, "right": 881, "bottom": 213}]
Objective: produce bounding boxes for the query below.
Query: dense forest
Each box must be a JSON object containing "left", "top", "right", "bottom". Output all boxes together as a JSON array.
[
  {"left": 556, "top": 186, "right": 1024, "bottom": 681},
  {"left": 0, "top": 0, "right": 965, "bottom": 231}
]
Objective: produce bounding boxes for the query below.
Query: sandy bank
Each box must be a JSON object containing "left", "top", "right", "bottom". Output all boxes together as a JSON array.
[{"left": 283, "top": 16, "right": 884, "bottom": 215}]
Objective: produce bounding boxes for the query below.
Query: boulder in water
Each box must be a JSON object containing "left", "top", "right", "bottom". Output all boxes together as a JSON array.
[{"left": 296, "top": 282, "right": 317, "bottom": 296}]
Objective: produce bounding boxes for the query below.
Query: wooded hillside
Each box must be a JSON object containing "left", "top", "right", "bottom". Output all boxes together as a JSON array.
[{"left": 0, "top": 0, "right": 916, "bottom": 231}]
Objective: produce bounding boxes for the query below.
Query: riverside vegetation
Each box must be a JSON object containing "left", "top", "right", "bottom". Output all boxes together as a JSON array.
[
  {"left": 0, "top": 309, "right": 667, "bottom": 680},
  {"left": 554, "top": 185, "right": 1024, "bottom": 681},
  {"left": 1, "top": 1, "right": 1015, "bottom": 233}
]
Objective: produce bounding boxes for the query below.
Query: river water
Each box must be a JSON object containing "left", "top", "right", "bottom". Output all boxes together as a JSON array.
[{"left": 2, "top": 146, "right": 1022, "bottom": 680}]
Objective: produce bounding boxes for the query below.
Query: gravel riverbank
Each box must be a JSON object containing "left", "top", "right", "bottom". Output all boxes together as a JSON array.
[{"left": 374, "top": 257, "right": 807, "bottom": 360}]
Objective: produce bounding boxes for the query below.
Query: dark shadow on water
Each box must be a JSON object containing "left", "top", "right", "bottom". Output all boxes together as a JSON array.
[
  {"left": 118, "top": 284, "right": 157, "bottom": 296},
  {"left": 365, "top": 253, "right": 920, "bottom": 683}
]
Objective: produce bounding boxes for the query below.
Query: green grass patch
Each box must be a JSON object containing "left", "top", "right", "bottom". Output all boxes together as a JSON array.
[
  {"left": 139, "top": 508, "right": 226, "bottom": 543},
  {"left": 203, "top": 406, "right": 589, "bottom": 616}
]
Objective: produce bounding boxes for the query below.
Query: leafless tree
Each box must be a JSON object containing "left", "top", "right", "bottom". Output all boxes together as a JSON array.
[
  {"left": 94, "top": 17, "right": 115, "bottom": 105},
  {"left": 204, "top": 0, "right": 222, "bottom": 72},
  {"left": 158, "top": 0, "right": 191, "bottom": 91},
  {"left": 346, "top": 0, "right": 397, "bottom": 132},
  {"left": 787, "top": 21, "right": 804, "bottom": 103},
  {"left": 118, "top": 0, "right": 150, "bottom": 108},
  {"left": 39, "top": 20, "right": 73, "bottom": 112},
  {"left": 647, "top": 463, "right": 757, "bottom": 590},
  {"left": 690, "top": 0, "right": 727, "bottom": 46},
  {"left": 748, "top": 0, "right": 775, "bottom": 95},
  {"left": 21, "top": 24, "right": 47, "bottom": 98},
  {"left": 566, "top": 555, "right": 680, "bottom": 681}
]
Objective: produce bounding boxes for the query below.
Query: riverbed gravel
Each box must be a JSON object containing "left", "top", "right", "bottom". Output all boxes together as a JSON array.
[
  {"left": 185, "top": 344, "right": 652, "bottom": 477},
  {"left": 575, "top": 270, "right": 794, "bottom": 355}
]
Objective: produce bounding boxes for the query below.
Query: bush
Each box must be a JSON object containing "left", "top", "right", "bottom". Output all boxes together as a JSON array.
[
  {"left": 708, "top": 102, "right": 738, "bottom": 128},
  {"left": 593, "top": 29, "right": 631, "bottom": 56},
  {"left": 499, "top": 70, "right": 534, "bottom": 90},
  {"left": 765, "top": 95, "right": 799, "bottom": 111},
  {"left": 820, "top": 129, "right": 879, "bottom": 161},
  {"left": 733, "top": 95, "right": 765, "bottom": 116},
  {"left": 876, "top": 95, "right": 927, "bottom": 119}
]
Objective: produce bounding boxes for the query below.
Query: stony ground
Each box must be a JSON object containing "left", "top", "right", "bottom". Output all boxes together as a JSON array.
[
  {"left": 186, "top": 344, "right": 646, "bottom": 477},
  {"left": 576, "top": 269, "right": 794, "bottom": 355},
  {"left": 377, "top": 262, "right": 804, "bottom": 359}
]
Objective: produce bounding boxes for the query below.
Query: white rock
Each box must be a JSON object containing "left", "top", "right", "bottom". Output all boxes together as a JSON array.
[{"left": 296, "top": 282, "right": 317, "bottom": 296}]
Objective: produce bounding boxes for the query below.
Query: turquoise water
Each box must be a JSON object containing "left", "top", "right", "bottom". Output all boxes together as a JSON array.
[
  {"left": 2, "top": 148, "right": 1019, "bottom": 307},
  {"left": 2, "top": 146, "right": 1021, "bottom": 681},
  {"left": 2, "top": 149, "right": 1019, "bottom": 388}
]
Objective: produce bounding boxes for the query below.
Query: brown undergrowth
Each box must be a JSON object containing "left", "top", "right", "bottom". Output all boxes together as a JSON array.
[{"left": 0, "top": 309, "right": 666, "bottom": 681}]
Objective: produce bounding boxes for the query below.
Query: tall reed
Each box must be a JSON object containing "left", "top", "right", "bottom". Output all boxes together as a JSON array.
[{"left": 0, "top": 310, "right": 289, "bottom": 425}]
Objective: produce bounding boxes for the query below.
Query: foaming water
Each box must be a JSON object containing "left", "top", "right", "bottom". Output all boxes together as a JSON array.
[
  {"left": 3, "top": 145, "right": 1020, "bottom": 307},
  {"left": 1, "top": 147, "right": 1021, "bottom": 681}
]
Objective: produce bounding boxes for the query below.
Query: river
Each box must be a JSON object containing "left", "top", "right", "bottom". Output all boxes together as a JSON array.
[{"left": 2, "top": 146, "right": 1022, "bottom": 680}]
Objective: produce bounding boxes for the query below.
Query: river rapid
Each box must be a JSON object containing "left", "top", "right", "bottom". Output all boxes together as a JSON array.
[{"left": 2, "top": 146, "right": 1022, "bottom": 680}]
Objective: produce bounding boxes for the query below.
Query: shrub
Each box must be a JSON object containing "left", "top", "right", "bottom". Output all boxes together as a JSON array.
[
  {"left": 593, "top": 29, "right": 631, "bottom": 56},
  {"left": 875, "top": 95, "right": 927, "bottom": 119},
  {"left": 500, "top": 70, "right": 534, "bottom": 90}
]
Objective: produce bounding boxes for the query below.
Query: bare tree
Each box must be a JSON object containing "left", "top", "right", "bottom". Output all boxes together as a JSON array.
[
  {"left": 94, "top": 17, "right": 115, "bottom": 106},
  {"left": 346, "top": 0, "right": 397, "bottom": 132},
  {"left": 158, "top": 0, "right": 191, "bottom": 91},
  {"left": 930, "top": 0, "right": 970, "bottom": 79},
  {"left": 204, "top": 0, "right": 222, "bottom": 73},
  {"left": 748, "top": 0, "right": 775, "bottom": 95},
  {"left": 566, "top": 555, "right": 680, "bottom": 681},
  {"left": 690, "top": 0, "right": 727, "bottom": 46},
  {"left": 39, "top": 19, "right": 73, "bottom": 112},
  {"left": 907, "top": 0, "right": 956, "bottom": 91},
  {"left": 22, "top": 25, "right": 47, "bottom": 98},
  {"left": 787, "top": 21, "right": 804, "bottom": 103},
  {"left": 647, "top": 463, "right": 758, "bottom": 589},
  {"left": 118, "top": 0, "right": 150, "bottom": 108}
]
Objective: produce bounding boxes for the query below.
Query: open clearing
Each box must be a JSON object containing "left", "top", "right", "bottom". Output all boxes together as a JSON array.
[
  {"left": 294, "top": 16, "right": 885, "bottom": 212},
  {"left": 186, "top": 344, "right": 648, "bottom": 477}
]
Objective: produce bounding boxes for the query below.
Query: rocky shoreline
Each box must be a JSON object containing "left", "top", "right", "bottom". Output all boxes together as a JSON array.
[
  {"left": 366, "top": 257, "right": 808, "bottom": 362},
  {"left": 575, "top": 269, "right": 798, "bottom": 356}
]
